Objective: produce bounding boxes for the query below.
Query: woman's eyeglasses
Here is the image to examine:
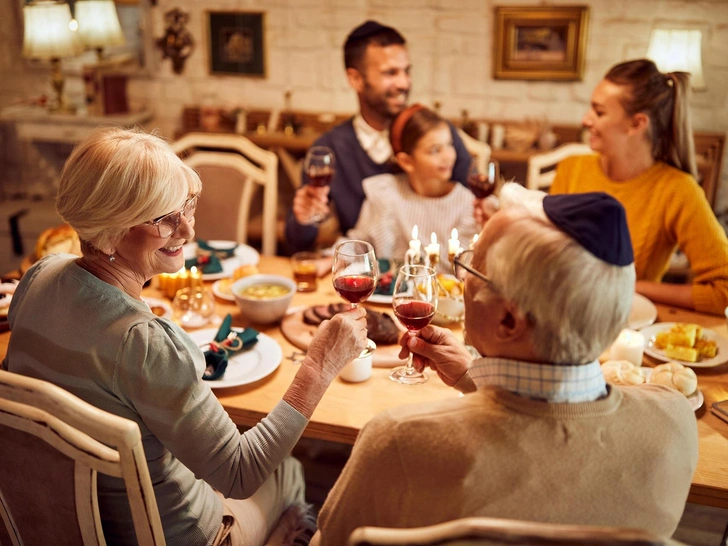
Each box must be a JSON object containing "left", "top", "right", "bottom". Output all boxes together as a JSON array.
[
  {"left": 146, "top": 194, "right": 198, "bottom": 238},
  {"left": 453, "top": 249, "right": 495, "bottom": 289}
]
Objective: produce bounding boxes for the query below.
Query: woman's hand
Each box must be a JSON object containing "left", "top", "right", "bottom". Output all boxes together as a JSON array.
[
  {"left": 303, "top": 307, "right": 368, "bottom": 383},
  {"left": 399, "top": 325, "right": 472, "bottom": 386},
  {"left": 473, "top": 195, "right": 500, "bottom": 226},
  {"left": 293, "top": 185, "right": 330, "bottom": 226}
]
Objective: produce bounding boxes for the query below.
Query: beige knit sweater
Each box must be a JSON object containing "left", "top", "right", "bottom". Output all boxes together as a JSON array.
[{"left": 313, "top": 384, "right": 698, "bottom": 545}]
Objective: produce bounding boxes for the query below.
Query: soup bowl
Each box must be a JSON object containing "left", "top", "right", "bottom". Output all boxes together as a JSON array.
[{"left": 232, "top": 274, "right": 296, "bottom": 324}]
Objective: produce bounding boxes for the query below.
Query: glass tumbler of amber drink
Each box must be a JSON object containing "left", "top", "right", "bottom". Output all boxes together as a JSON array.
[{"left": 291, "top": 252, "right": 319, "bottom": 292}]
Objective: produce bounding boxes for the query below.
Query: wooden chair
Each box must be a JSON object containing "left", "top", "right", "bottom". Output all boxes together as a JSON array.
[
  {"left": 171, "top": 132, "right": 279, "bottom": 256},
  {"left": 457, "top": 129, "right": 492, "bottom": 175},
  {"left": 0, "top": 369, "right": 165, "bottom": 546},
  {"left": 526, "top": 143, "right": 593, "bottom": 191},
  {"left": 348, "top": 517, "right": 680, "bottom": 546}
]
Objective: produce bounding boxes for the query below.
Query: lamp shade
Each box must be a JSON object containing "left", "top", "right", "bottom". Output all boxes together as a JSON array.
[
  {"left": 647, "top": 29, "right": 706, "bottom": 90},
  {"left": 75, "top": 0, "right": 126, "bottom": 50},
  {"left": 23, "top": 1, "right": 83, "bottom": 60}
]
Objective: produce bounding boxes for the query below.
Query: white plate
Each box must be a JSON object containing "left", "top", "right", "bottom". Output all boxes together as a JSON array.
[
  {"left": 641, "top": 322, "right": 728, "bottom": 368},
  {"left": 188, "top": 328, "right": 282, "bottom": 389},
  {"left": 628, "top": 294, "right": 657, "bottom": 330},
  {"left": 211, "top": 279, "right": 235, "bottom": 302},
  {"left": 141, "top": 297, "right": 172, "bottom": 319},
  {"left": 642, "top": 367, "right": 704, "bottom": 412},
  {"left": 183, "top": 241, "right": 260, "bottom": 281},
  {"left": 368, "top": 293, "right": 393, "bottom": 305}
]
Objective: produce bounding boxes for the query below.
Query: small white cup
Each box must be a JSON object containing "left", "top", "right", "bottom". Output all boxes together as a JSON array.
[{"left": 340, "top": 340, "right": 375, "bottom": 383}]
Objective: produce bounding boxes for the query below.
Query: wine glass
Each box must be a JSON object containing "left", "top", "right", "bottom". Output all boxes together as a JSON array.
[
  {"left": 332, "top": 240, "right": 378, "bottom": 309},
  {"left": 305, "top": 146, "right": 336, "bottom": 224},
  {"left": 467, "top": 159, "right": 499, "bottom": 200},
  {"left": 390, "top": 265, "right": 438, "bottom": 385}
]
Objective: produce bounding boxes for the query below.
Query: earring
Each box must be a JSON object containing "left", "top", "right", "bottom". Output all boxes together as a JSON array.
[{"left": 108, "top": 253, "right": 116, "bottom": 262}]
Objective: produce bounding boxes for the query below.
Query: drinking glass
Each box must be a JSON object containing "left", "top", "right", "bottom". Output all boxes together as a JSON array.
[
  {"left": 467, "top": 159, "right": 499, "bottom": 200},
  {"left": 172, "top": 286, "right": 215, "bottom": 328},
  {"left": 390, "top": 265, "right": 438, "bottom": 385},
  {"left": 291, "top": 251, "right": 319, "bottom": 292},
  {"left": 305, "top": 146, "right": 336, "bottom": 224},
  {"left": 332, "top": 240, "right": 378, "bottom": 309}
]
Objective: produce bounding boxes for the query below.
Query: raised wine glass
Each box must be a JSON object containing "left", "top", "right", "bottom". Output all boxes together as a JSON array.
[
  {"left": 390, "top": 265, "right": 438, "bottom": 385},
  {"left": 332, "top": 240, "right": 378, "bottom": 309},
  {"left": 467, "top": 159, "right": 499, "bottom": 200},
  {"left": 305, "top": 146, "right": 336, "bottom": 224}
]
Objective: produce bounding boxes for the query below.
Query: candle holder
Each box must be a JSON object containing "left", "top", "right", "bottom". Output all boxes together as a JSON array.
[
  {"left": 404, "top": 248, "right": 423, "bottom": 266},
  {"left": 426, "top": 251, "right": 439, "bottom": 270},
  {"left": 157, "top": 267, "right": 203, "bottom": 299}
]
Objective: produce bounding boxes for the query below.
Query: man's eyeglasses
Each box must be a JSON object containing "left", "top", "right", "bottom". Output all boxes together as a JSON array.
[
  {"left": 453, "top": 249, "right": 496, "bottom": 289},
  {"left": 145, "top": 194, "right": 198, "bottom": 238}
]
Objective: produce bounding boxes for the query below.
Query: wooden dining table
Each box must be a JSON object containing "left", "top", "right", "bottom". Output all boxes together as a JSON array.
[{"left": 2, "top": 255, "right": 727, "bottom": 509}]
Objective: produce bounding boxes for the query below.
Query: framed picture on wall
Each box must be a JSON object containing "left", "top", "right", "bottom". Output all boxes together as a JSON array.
[
  {"left": 207, "top": 11, "right": 266, "bottom": 77},
  {"left": 493, "top": 6, "right": 589, "bottom": 81}
]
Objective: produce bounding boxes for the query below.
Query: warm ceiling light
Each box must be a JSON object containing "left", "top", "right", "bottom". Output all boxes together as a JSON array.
[{"left": 647, "top": 29, "right": 706, "bottom": 90}]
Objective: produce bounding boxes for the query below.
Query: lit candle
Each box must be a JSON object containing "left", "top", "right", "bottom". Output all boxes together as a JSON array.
[
  {"left": 409, "top": 225, "right": 421, "bottom": 253},
  {"left": 190, "top": 266, "right": 202, "bottom": 288},
  {"left": 426, "top": 232, "right": 440, "bottom": 268},
  {"left": 448, "top": 228, "right": 460, "bottom": 255},
  {"left": 470, "top": 233, "right": 479, "bottom": 249},
  {"left": 609, "top": 329, "right": 645, "bottom": 367}
]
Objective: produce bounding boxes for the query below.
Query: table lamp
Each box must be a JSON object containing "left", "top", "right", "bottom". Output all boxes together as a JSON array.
[
  {"left": 74, "top": 0, "right": 126, "bottom": 60},
  {"left": 22, "top": 0, "right": 83, "bottom": 113}
]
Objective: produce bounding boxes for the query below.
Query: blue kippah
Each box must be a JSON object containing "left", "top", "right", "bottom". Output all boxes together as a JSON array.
[
  {"left": 542, "top": 192, "right": 634, "bottom": 266},
  {"left": 346, "top": 20, "right": 395, "bottom": 43}
]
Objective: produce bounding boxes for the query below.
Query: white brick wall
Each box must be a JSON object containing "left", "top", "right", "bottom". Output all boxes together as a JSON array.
[{"left": 1, "top": 0, "right": 727, "bottom": 211}]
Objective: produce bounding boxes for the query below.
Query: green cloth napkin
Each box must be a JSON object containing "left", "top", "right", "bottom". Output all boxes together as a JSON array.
[
  {"left": 203, "top": 314, "right": 259, "bottom": 381},
  {"left": 185, "top": 240, "right": 236, "bottom": 274},
  {"left": 374, "top": 258, "right": 396, "bottom": 296}
]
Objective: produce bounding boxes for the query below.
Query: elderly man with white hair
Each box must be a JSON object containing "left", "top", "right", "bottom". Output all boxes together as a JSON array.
[{"left": 311, "top": 184, "right": 698, "bottom": 546}]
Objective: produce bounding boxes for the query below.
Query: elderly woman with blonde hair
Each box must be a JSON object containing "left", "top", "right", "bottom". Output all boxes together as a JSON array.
[{"left": 2, "top": 127, "right": 368, "bottom": 546}]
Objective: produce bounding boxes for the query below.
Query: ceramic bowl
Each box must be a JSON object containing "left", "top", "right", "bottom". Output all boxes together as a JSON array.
[{"left": 232, "top": 274, "right": 296, "bottom": 324}]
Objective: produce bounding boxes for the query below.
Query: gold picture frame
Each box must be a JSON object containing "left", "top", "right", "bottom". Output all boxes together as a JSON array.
[{"left": 493, "top": 6, "right": 589, "bottom": 81}]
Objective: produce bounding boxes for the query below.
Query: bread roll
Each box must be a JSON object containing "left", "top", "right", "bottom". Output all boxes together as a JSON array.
[
  {"left": 35, "top": 224, "right": 81, "bottom": 260},
  {"left": 601, "top": 360, "right": 646, "bottom": 386},
  {"left": 650, "top": 361, "right": 698, "bottom": 396}
]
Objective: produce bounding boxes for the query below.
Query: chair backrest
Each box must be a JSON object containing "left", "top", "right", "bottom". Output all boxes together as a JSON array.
[
  {"left": 457, "top": 129, "right": 491, "bottom": 176},
  {"left": 0, "top": 369, "right": 165, "bottom": 546},
  {"left": 171, "top": 132, "right": 279, "bottom": 256},
  {"left": 526, "top": 143, "right": 593, "bottom": 191},
  {"left": 349, "top": 517, "right": 671, "bottom": 546}
]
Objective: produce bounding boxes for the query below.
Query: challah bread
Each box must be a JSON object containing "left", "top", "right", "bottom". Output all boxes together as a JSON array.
[
  {"left": 35, "top": 224, "right": 81, "bottom": 260},
  {"left": 650, "top": 361, "right": 698, "bottom": 396},
  {"left": 601, "top": 360, "right": 646, "bottom": 386}
]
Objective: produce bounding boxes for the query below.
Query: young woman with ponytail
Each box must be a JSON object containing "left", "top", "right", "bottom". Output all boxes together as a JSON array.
[{"left": 550, "top": 59, "right": 728, "bottom": 315}]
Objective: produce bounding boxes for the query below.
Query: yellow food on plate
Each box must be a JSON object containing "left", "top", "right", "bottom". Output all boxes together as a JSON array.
[
  {"left": 435, "top": 274, "right": 464, "bottom": 297},
  {"left": 651, "top": 361, "right": 698, "bottom": 397},
  {"left": 233, "top": 264, "right": 259, "bottom": 280},
  {"left": 653, "top": 322, "right": 717, "bottom": 362}
]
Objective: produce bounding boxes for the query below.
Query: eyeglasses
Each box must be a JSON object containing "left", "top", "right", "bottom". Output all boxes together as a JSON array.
[
  {"left": 453, "top": 249, "right": 496, "bottom": 290},
  {"left": 145, "top": 194, "right": 198, "bottom": 238}
]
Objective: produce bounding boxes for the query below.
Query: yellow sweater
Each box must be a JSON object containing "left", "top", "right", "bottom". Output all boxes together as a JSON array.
[{"left": 551, "top": 155, "right": 728, "bottom": 315}]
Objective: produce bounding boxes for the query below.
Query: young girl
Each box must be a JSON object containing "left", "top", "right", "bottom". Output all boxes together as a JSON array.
[{"left": 345, "top": 104, "right": 478, "bottom": 271}]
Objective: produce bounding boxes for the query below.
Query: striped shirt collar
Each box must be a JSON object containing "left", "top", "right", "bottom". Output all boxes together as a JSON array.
[
  {"left": 353, "top": 114, "right": 392, "bottom": 164},
  {"left": 470, "top": 357, "right": 607, "bottom": 403}
]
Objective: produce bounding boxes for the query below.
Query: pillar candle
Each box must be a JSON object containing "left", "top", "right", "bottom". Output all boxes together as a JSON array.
[{"left": 609, "top": 329, "right": 645, "bottom": 367}]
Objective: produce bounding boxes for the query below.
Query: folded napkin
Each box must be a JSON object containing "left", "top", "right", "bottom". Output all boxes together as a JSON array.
[
  {"left": 185, "top": 240, "right": 236, "bottom": 274},
  {"left": 374, "top": 258, "right": 396, "bottom": 296},
  {"left": 203, "top": 314, "right": 259, "bottom": 380}
]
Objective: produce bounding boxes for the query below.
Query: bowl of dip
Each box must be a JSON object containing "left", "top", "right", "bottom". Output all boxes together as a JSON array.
[{"left": 231, "top": 274, "right": 296, "bottom": 324}]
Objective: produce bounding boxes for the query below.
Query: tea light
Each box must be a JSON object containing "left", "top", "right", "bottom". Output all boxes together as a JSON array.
[
  {"left": 609, "top": 329, "right": 645, "bottom": 367},
  {"left": 426, "top": 232, "right": 440, "bottom": 268}
]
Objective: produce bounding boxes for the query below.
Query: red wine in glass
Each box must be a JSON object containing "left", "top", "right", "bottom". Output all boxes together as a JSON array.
[
  {"left": 394, "top": 301, "right": 435, "bottom": 331},
  {"left": 308, "top": 167, "right": 334, "bottom": 187},
  {"left": 468, "top": 160, "right": 499, "bottom": 199},
  {"left": 334, "top": 275, "right": 376, "bottom": 305}
]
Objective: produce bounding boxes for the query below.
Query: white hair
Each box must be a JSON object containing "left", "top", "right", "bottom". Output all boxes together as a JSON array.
[
  {"left": 485, "top": 183, "right": 636, "bottom": 364},
  {"left": 56, "top": 127, "right": 202, "bottom": 252}
]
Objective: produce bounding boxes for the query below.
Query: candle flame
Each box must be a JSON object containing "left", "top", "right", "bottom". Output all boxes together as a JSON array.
[
  {"left": 412, "top": 225, "right": 418, "bottom": 240},
  {"left": 431, "top": 232, "right": 437, "bottom": 244},
  {"left": 450, "top": 228, "right": 458, "bottom": 240},
  {"left": 472, "top": 233, "right": 479, "bottom": 244},
  {"left": 190, "top": 266, "right": 198, "bottom": 274}
]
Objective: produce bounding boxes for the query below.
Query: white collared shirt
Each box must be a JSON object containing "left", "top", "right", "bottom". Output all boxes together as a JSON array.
[
  {"left": 352, "top": 114, "right": 392, "bottom": 165},
  {"left": 470, "top": 357, "right": 608, "bottom": 403}
]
